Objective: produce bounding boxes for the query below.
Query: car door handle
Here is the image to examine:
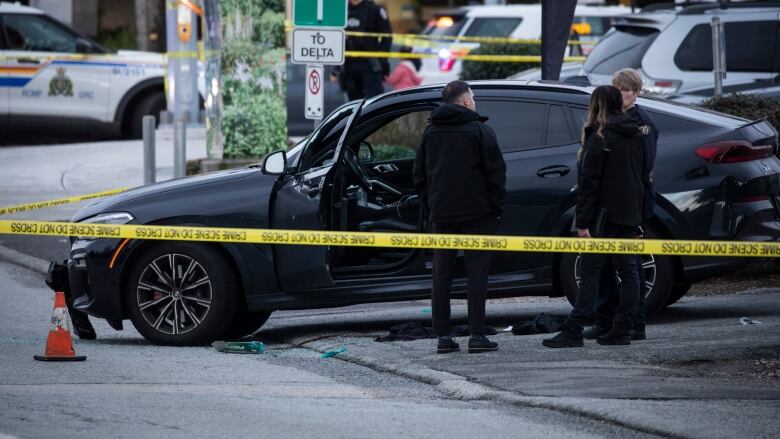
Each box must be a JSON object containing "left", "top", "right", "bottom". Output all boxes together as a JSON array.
[
  {"left": 15, "top": 57, "right": 40, "bottom": 64},
  {"left": 537, "top": 165, "right": 570, "bottom": 178},
  {"left": 373, "top": 164, "right": 398, "bottom": 174}
]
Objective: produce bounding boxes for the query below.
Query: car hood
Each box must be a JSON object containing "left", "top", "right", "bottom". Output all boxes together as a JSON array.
[{"left": 72, "top": 167, "right": 263, "bottom": 222}]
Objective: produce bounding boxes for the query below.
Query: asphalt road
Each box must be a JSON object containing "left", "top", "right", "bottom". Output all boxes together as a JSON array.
[{"left": 0, "top": 259, "right": 666, "bottom": 439}]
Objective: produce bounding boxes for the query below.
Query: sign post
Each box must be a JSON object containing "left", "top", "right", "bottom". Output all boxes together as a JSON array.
[{"left": 293, "top": 0, "right": 347, "bottom": 130}]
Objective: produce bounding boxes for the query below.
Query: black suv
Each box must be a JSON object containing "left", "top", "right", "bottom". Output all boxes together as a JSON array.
[{"left": 62, "top": 81, "right": 780, "bottom": 345}]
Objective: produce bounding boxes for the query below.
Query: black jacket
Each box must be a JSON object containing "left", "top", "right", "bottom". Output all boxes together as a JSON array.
[
  {"left": 346, "top": 1, "right": 392, "bottom": 52},
  {"left": 575, "top": 113, "right": 651, "bottom": 229},
  {"left": 626, "top": 105, "right": 658, "bottom": 220},
  {"left": 413, "top": 104, "right": 506, "bottom": 224}
]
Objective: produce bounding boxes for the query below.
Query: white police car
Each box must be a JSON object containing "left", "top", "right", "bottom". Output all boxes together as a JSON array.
[{"left": 0, "top": 2, "right": 191, "bottom": 140}]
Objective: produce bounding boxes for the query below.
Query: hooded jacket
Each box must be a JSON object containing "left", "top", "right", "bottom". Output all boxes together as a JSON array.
[
  {"left": 413, "top": 103, "right": 506, "bottom": 224},
  {"left": 575, "top": 113, "right": 652, "bottom": 229}
]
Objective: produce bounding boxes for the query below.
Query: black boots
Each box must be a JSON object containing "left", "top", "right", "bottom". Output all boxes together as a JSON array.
[
  {"left": 542, "top": 322, "right": 583, "bottom": 348},
  {"left": 437, "top": 336, "right": 460, "bottom": 354},
  {"left": 468, "top": 335, "right": 498, "bottom": 353},
  {"left": 582, "top": 325, "right": 609, "bottom": 340},
  {"left": 596, "top": 326, "right": 631, "bottom": 345}
]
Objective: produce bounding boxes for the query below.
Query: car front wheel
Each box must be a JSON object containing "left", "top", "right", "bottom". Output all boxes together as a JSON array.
[{"left": 126, "top": 243, "right": 238, "bottom": 346}]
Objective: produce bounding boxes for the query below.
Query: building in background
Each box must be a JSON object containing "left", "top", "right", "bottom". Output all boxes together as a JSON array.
[{"left": 19, "top": 0, "right": 165, "bottom": 52}]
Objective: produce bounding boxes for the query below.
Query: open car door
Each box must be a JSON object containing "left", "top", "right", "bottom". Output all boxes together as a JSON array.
[{"left": 270, "top": 101, "right": 363, "bottom": 292}]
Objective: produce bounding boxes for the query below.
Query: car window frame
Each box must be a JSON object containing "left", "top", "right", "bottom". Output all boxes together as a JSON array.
[
  {"left": 673, "top": 20, "right": 778, "bottom": 73},
  {"left": 479, "top": 98, "right": 576, "bottom": 153},
  {"left": 463, "top": 17, "right": 523, "bottom": 38},
  {"left": 295, "top": 102, "right": 361, "bottom": 174},
  {"left": 544, "top": 103, "right": 577, "bottom": 147}
]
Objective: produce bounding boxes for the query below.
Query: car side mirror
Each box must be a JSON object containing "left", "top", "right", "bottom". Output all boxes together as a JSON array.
[
  {"left": 75, "top": 38, "right": 93, "bottom": 54},
  {"left": 262, "top": 150, "right": 287, "bottom": 175},
  {"left": 357, "top": 141, "right": 374, "bottom": 163}
]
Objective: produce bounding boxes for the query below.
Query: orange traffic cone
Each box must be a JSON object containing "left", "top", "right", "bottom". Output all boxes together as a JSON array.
[{"left": 34, "top": 291, "right": 86, "bottom": 362}]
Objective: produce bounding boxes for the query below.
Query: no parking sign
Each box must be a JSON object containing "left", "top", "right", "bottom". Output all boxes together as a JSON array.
[{"left": 305, "top": 65, "right": 324, "bottom": 120}]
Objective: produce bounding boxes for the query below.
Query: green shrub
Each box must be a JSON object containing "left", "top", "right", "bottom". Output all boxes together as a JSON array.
[
  {"left": 223, "top": 92, "right": 287, "bottom": 158},
  {"left": 95, "top": 27, "right": 137, "bottom": 51},
  {"left": 459, "top": 42, "right": 541, "bottom": 81},
  {"left": 699, "top": 92, "right": 780, "bottom": 134}
]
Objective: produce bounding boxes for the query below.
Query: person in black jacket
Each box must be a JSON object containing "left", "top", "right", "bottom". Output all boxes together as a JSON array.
[
  {"left": 413, "top": 80, "right": 506, "bottom": 354},
  {"left": 330, "top": 0, "right": 392, "bottom": 100},
  {"left": 584, "top": 69, "right": 659, "bottom": 342},
  {"left": 543, "top": 85, "right": 651, "bottom": 348}
]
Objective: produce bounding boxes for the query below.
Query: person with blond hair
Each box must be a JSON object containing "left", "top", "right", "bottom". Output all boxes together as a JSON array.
[{"left": 582, "top": 68, "right": 658, "bottom": 342}]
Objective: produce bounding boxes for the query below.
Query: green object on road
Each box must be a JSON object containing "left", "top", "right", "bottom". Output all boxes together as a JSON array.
[
  {"left": 320, "top": 347, "right": 347, "bottom": 358},
  {"left": 212, "top": 341, "right": 265, "bottom": 354},
  {"left": 421, "top": 308, "right": 432, "bottom": 314}
]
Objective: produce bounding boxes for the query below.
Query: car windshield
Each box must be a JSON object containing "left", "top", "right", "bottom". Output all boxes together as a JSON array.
[
  {"left": 463, "top": 17, "right": 521, "bottom": 37},
  {"left": 583, "top": 26, "right": 659, "bottom": 74}
]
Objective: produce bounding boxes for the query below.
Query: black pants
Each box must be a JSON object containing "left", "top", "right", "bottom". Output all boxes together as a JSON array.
[
  {"left": 593, "top": 255, "right": 647, "bottom": 331},
  {"left": 431, "top": 216, "right": 498, "bottom": 337},
  {"left": 568, "top": 222, "right": 640, "bottom": 332},
  {"left": 344, "top": 60, "right": 385, "bottom": 100}
]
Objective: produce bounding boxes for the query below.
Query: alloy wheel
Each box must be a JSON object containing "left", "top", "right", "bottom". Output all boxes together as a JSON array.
[{"left": 136, "top": 253, "right": 212, "bottom": 335}]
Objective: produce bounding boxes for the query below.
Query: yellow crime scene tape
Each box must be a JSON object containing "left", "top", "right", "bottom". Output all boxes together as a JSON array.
[
  {"left": 0, "top": 188, "right": 130, "bottom": 217},
  {"left": 346, "top": 50, "right": 586, "bottom": 63},
  {"left": 0, "top": 219, "right": 779, "bottom": 258}
]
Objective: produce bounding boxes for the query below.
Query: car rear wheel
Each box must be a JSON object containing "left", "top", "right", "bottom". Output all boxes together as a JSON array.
[
  {"left": 559, "top": 226, "right": 674, "bottom": 318},
  {"left": 665, "top": 283, "right": 692, "bottom": 306},
  {"left": 126, "top": 243, "right": 238, "bottom": 346}
]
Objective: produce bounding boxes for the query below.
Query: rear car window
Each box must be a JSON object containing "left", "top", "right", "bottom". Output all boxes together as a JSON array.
[
  {"left": 546, "top": 105, "right": 573, "bottom": 145},
  {"left": 464, "top": 18, "right": 522, "bottom": 37},
  {"left": 479, "top": 100, "right": 546, "bottom": 152},
  {"left": 674, "top": 21, "right": 778, "bottom": 72},
  {"left": 583, "top": 26, "right": 659, "bottom": 74}
]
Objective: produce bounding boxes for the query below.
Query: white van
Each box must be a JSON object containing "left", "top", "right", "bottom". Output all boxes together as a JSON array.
[{"left": 416, "top": 4, "right": 630, "bottom": 85}]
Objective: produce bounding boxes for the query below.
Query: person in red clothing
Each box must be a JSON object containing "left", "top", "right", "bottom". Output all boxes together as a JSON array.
[{"left": 385, "top": 46, "right": 423, "bottom": 90}]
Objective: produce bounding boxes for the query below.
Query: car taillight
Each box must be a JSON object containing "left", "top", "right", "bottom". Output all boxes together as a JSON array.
[
  {"left": 737, "top": 194, "right": 770, "bottom": 204},
  {"left": 695, "top": 140, "right": 773, "bottom": 163},
  {"left": 642, "top": 79, "right": 682, "bottom": 96}
]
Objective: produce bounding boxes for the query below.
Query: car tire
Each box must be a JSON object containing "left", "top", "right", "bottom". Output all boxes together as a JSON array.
[
  {"left": 125, "top": 243, "right": 238, "bottom": 346},
  {"left": 222, "top": 310, "right": 272, "bottom": 339},
  {"left": 128, "top": 91, "right": 166, "bottom": 139},
  {"left": 559, "top": 226, "right": 674, "bottom": 318},
  {"left": 665, "top": 283, "right": 692, "bottom": 306}
]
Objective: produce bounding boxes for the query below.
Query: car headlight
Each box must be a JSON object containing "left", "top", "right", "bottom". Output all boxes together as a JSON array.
[
  {"left": 74, "top": 212, "right": 134, "bottom": 241},
  {"left": 82, "top": 212, "right": 134, "bottom": 225}
]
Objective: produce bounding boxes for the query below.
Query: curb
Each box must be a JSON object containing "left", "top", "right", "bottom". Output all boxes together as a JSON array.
[
  {"left": 0, "top": 244, "right": 49, "bottom": 275},
  {"left": 298, "top": 337, "right": 687, "bottom": 439}
]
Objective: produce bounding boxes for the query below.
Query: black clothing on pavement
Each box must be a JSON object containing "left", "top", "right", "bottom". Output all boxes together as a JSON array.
[
  {"left": 413, "top": 103, "right": 507, "bottom": 224},
  {"left": 575, "top": 113, "right": 651, "bottom": 230},
  {"left": 431, "top": 216, "right": 499, "bottom": 336},
  {"left": 374, "top": 322, "right": 497, "bottom": 342},
  {"left": 336, "top": 0, "right": 391, "bottom": 100}
]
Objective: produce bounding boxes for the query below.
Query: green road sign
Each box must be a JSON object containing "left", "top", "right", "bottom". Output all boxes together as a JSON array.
[{"left": 293, "top": 0, "right": 347, "bottom": 28}]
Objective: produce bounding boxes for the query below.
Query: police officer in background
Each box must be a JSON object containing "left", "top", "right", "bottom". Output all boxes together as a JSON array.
[{"left": 330, "top": 0, "right": 392, "bottom": 100}]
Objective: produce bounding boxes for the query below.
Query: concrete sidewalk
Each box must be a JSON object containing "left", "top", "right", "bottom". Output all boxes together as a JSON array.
[
  {"left": 262, "top": 292, "right": 780, "bottom": 439},
  {"left": 0, "top": 127, "right": 207, "bottom": 221}
]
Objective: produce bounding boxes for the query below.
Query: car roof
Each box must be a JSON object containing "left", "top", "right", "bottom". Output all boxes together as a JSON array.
[
  {"left": 0, "top": 2, "right": 42, "bottom": 13},
  {"left": 436, "top": 4, "right": 630, "bottom": 18}
]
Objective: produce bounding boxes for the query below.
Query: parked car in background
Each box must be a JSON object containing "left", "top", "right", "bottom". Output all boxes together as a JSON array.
[
  {"left": 582, "top": 1, "right": 780, "bottom": 97},
  {"left": 668, "top": 80, "right": 780, "bottom": 106},
  {"left": 0, "top": 2, "right": 200, "bottom": 142},
  {"left": 507, "top": 62, "right": 584, "bottom": 82},
  {"left": 416, "top": 4, "right": 629, "bottom": 85},
  {"left": 59, "top": 80, "right": 780, "bottom": 346}
]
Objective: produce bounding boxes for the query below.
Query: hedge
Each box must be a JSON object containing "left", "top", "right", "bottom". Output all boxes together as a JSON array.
[{"left": 459, "top": 42, "right": 541, "bottom": 81}]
